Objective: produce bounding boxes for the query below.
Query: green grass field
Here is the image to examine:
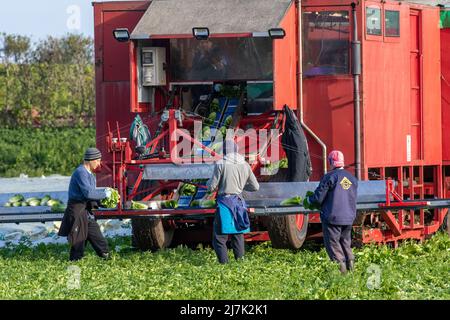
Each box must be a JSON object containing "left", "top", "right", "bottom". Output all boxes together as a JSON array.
[{"left": 0, "top": 233, "right": 448, "bottom": 300}]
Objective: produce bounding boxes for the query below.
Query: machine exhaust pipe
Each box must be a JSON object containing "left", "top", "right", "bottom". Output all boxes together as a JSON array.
[{"left": 352, "top": 2, "right": 362, "bottom": 180}]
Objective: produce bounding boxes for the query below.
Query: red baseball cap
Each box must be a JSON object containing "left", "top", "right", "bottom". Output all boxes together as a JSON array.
[{"left": 328, "top": 150, "right": 344, "bottom": 168}]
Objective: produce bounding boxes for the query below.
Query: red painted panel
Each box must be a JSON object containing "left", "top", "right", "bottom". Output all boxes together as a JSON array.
[
  {"left": 94, "top": 1, "right": 151, "bottom": 186},
  {"left": 129, "top": 41, "right": 139, "bottom": 112},
  {"left": 103, "top": 11, "right": 145, "bottom": 82},
  {"left": 409, "top": 11, "right": 422, "bottom": 161},
  {"left": 301, "top": 2, "right": 355, "bottom": 179},
  {"left": 303, "top": 77, "right": 355, "bottom": 180},
  {"left": 274, "top": 2, "right": 297, "bottom": 110},
  {"left": 442, "top": 29, "right": 450, "bottom": 162},
  {"left": 411, "top": 126, "right": 421, "bottom": 160},
  {"left": 410, "top": 90, "right": 421, "bottom": 123},
  {"left": 410, "top": 13, "right": 419, "bottom": 51},
  {"left": 421, "top": 8, "right": 442, "bottom": 165},
  {"left": 364, "top": 5, "right": 409, "bottom": 167},
  {"left": 363, "top": 3, "right": 441, "bottom": 168},
  {"left": 410, "top": 54, "right": 420, "bottom": 88}
]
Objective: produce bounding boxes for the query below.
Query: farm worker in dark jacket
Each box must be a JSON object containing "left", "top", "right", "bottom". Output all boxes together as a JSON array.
[
  {"left": 206, "top": 139, "right": 259, "bottom": 264},
  {"left": 58, "top": 148, "right": 112, "bottom": 261},
  {"left": 304, "top": 150, "right": 358, "bottom": 273}
]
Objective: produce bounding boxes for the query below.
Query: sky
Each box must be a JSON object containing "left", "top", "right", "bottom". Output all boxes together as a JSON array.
[
  {"left": 2, "top": 0, "right": 449, "bottom": 41},
  {"left": 0, "top": 0, "right": 125, "bottom": 40}
]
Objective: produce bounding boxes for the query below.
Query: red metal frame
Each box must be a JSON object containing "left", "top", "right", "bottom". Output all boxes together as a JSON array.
[
  {"left": 442, "top": 28, "right": 450, "bottom": 163},
  {"left": 104, "top": 108, "right": 286, "bottom": 201}
]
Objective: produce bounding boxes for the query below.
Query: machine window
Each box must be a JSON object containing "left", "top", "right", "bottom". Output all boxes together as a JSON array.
[
  {"left": 385, "top": 10, "right": 400, "bottom": 37},
  {"left": 302, "top": 10, "right": 350, "bottom": 76},
  {"left": 366, "top": 7, "right": 382, "bottom": 36},
  {"left": 169, "top": 38, "right": 273, "bottom": 82},
  {"left": 246, "top": 82, "right": 273, "bottom": 114}
]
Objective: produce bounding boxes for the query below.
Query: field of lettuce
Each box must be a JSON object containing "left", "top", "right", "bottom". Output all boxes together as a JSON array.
[
  {"left": 0, "top": 128, "right": 95, "bottom": 178},
  {"left": 0, "top": 232, "right": 448, "bottom": 300}
]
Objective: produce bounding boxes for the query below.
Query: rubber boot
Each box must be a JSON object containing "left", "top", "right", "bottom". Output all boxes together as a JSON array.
[
  {"left": 101, "top": 252, "right": 110, "bottom": 260},
  {"left": 339, "top": 261, "right": 347, "bottom": 274},
  {"left": 346, "top": 259, "right": 355, "bottom": 272}
]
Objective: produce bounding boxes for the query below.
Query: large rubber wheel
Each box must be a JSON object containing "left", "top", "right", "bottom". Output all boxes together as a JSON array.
[
  {"left": 264, "top": 167, "right": 309, "bottom": 249},
  {"left": 267, "top": 214, "right": 309, "bottom": 249},
  {"left": 441, "top": 210, "right": 450, "bottom": 237},
  {"left": 131, "top": 218, "right": 174, "bottom": 251},
  {"left": 447, "top": 212, "right": 450, "bottom": 237},
  {"left": 131, "top": 180, "right": 175, "bottom": 251}
]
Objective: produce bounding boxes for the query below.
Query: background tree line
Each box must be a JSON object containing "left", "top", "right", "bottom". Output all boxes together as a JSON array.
[
  {"left": 0, "top": 33, "right": 96, "bottom": 177},
  {"left": 0, "top": 33, "right": 95, "bottom": 128}
]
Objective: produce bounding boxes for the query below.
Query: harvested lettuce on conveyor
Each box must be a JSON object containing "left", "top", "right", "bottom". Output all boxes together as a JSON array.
[
  {"left": 280, "top": 196, "right": 302, "bottom": 206},
  {"left": 3, "top": 193, "right": 64, "bottom": 208},
  {"left": 131, "top": 201, "right": 148, "bottom": 210}
]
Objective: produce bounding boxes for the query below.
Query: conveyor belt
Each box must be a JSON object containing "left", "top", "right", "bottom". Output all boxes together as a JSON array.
[
  {"left": 1, "top": 181, "right": 448, "bottom": 224},
  {"left": 0, "top": 208, "right": 217, "bottom": 223},
  {"left": 242, "top": 181, "right": 387, "bottom": 207},
  {"left": 249, "top": 198, "right": 450, "bottom": 216}
]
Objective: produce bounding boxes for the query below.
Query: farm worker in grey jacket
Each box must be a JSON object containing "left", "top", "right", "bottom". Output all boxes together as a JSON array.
[
  {"left": 206, "top": 139, "right": 259, "bottom": 264},
  {"left": 58, "top": 148, "right": 112, "bottom": 261},
  {"left": 304, "top": 150, "right": 358, "bottom": 273}
]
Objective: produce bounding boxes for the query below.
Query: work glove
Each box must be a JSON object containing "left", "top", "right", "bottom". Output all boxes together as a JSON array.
[
  {"left": 304, "top": 196, "right": 320, "bottom": 211},
  {"left": 104, "top": 187, "right": 112, "bottom": 198},
  {"left": 203, "top": 190, "right": 214, "bottom": 200},
  {"left": 303, "top": 197, "right": 311, "bottom": 210}
]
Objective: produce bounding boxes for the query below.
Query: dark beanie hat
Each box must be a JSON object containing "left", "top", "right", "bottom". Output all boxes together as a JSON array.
[{"left": 84, "top": 148, "right": 102, "bottom": 161}]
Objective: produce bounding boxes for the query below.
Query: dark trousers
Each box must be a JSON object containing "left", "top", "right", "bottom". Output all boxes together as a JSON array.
[
  {"left": 212, "top": 214, "right": 245, "bottom": 264},
  {"left": 70, "top": 218, "right": 109, "bottom": 261},
  {"left": 322, "top": 222, "right": 354, "bottom": 263}
]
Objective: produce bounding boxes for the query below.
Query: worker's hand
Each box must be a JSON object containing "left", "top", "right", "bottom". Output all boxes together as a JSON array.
[
  {"left": 303, "top": 196, "right": 320, "bottom": 211},
  {"left": 200, "top": 194, "right": 210, "bottom": 203},
  {"left": 203, "top": 190, "right": 215, "bottom": 201},
  {"left": 303, "top": 197, "right": 311, "bottom": 210},
  {"left": 104, "top": 187, "right": 112, "bottom": 198}
]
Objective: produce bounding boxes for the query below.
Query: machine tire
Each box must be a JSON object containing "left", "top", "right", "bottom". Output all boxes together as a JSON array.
[
  {"left": 447, "top": 212, "right": 450, "bottom": 237},
  {"left": 267, "top": 214, "right": 309, "bottom": 249},
  {"left": 131, "top": 180, "right": 175, "bottom": 251},
  {"left": 264, "top": 168, "right": 309, "bottom": 249},
  {"left": 131, "top": 218, "right": 174, "bottom": 251},
  {"left": 441, "top": 210, "right": 450, "bottom": 237}
]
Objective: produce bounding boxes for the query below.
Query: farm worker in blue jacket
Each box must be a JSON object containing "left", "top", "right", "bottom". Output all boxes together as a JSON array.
[
  {"left": 58, "top": 148, "right": 112, "bottom": 261},
  {"left": 206, "top": 139, "right": 260, "bottom": 264},
  {"left": 304, "top": 150, "right": 358, "bottom": 273}
]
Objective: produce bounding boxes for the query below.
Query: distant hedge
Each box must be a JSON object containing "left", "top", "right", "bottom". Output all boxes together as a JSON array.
[
  {"left": 0, "top": 128, "right": 95, "bottom": 177},
  {"left": 0, "top": 33, "right": 95, "bottom": 128}
]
